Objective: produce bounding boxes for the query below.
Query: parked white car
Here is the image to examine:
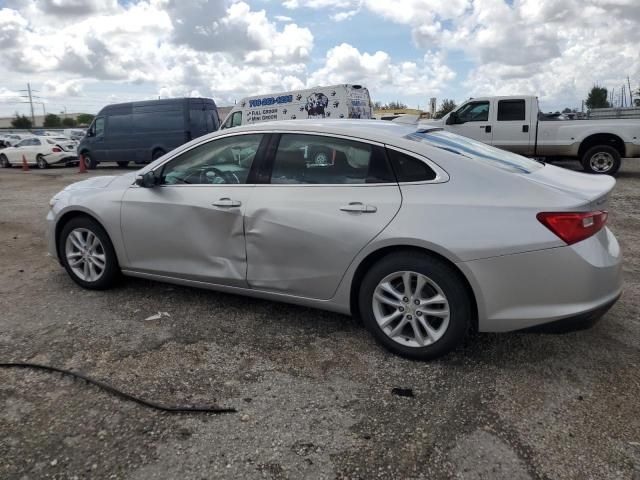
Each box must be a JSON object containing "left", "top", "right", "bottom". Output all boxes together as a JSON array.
[
  {"left": 0, "top": 136, "right": 78, "bottom": 168},
  {"left": 0, "top": 133, "right": 34, "bottom": 147},
  {"left": 425, "top": 95, "right": 640, "bottom": 175}
]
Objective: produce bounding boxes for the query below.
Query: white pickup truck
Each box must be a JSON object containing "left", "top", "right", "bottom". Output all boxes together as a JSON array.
[{"left": 425, "top": 95, "right": 640, "bottom": 175}]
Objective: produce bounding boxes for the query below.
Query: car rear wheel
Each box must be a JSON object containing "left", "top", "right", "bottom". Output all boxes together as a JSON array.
[
  {"left": 581, "top": 145, "right": 621, "bottom": 176},
  {"left": 36, "top": 154, "right": 48, "bottom": 169},
  {"left": 0, "top": 154, "right": 10, "bottom": 168},
  {"left": 117, "top": 161, "right": 129, "bottom": 168},
  {"left": 60, "top": 217, "right": 119, "bottom": 290},
  {"left": 359, "top": 252, "right": 471, "bottom": 360}
]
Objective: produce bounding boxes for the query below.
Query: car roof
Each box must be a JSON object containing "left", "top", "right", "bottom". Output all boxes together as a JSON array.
[{"left": 224, "top": 119, "right": 439, "bottom": 145}]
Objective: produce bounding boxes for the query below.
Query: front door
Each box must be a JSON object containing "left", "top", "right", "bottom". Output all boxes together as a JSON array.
[
  {"left": 244, "top": 133, "right": 402, "bottom": 300},
  {"left": 448, "top": 101, "right": 493, "bottom": 144},
  {"left": 120, "top": 133, "right": 266, "bottom": 286}
]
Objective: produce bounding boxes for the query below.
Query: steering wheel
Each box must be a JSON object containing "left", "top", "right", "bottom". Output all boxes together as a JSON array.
[{"left": 199, "top": 167, "right": 240, "bottom": 184}]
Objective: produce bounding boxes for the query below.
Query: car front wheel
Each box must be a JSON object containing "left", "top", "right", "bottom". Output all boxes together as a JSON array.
[
  {"left": 59, "top": 217, "right": 119, "bottom": 289},
  {"left": 0, "top": 154, "right": 10, "bottom": 168},
  {"left": 359, "top": 252, "right": 471, "bottom": 360}
]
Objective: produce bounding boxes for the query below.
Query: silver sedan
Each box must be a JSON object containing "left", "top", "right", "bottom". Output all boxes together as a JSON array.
[{"left": 46, "top": 120, "right": 622, "bottom": 359}]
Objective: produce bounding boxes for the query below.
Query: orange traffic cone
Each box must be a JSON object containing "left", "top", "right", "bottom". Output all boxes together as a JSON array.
[
  {"left": 78, "top": 154, "right": 87, "bottom": 173},
  {"left": 22, "top": 155, "right": 29, "bottom": 171}
]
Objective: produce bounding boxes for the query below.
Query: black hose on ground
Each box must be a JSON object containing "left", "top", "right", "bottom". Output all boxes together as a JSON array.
[{"left": 0, "top": 362, "right": 236, "bottom": 414}]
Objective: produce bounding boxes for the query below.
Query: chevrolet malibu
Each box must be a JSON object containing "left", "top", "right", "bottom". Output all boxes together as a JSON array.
[{"left": 46, "top": 120, "right": 622, "bottom": 359}]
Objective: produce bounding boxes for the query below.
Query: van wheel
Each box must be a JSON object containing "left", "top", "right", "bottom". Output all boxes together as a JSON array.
[
  {"left": 359, "top": 252, "right": 471, "bottom": 360},
  {"left": 82, "top": 153, "right": 97, "bottom": 170},
  {"left": 152, "top": 149, "right": 165, "bottom": 161},
  {"left": 581, "top": 145, "right": 621, "bottom": 176},
  {"left": 117, "top": 161, "right": 129, "bottom": 168}
]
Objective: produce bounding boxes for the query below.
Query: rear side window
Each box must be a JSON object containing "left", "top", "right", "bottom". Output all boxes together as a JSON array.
[
  {"left": 497, "top": 100, "right": 526, "bottom": 121},
  {"left": 387, "top": 149, "right": 437, "bottom": 182},
  {"left": 270, "top": 134, "right": 395, "bottom": 185}
]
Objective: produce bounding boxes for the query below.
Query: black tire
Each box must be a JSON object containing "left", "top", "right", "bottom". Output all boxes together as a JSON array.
[
  {"left": 82, "top": 152, "right": 98, "bottom": 170},
  {"left": 0, "top": 154, "right": 10, "bottom": 168},
  {"left": 581, "top": 145, "right": 621, "bottom": 176},
  {"left": 359, "top": 252, "right": 471, "bottom": 360},
  {"left": 36, "top": 154, "right": 48, "bottom": 169},
  {"left": 152, "top": 149, "right": 165, "bottom": 161},
  {"left": 59, "top": 216, "right": 120, "bottom": 290},
  {"left": 117, "top": 161, "right": 129, "bottom": 168}
]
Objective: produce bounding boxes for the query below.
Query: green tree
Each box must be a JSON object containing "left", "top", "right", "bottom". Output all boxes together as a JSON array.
[
  {"left": 10, "top": 114, "right": 32, "bottom": 129},
  {"left": 435, "top": 99, "right": 457, "bottom": 119},
  {"left": 62, "top": 117, "right": 77, "bottom": 127},
  {"left": 585, "top": 86, "right": 610, "bottom": 110},
  {"left": 75, "top": 113, "right": 95, "bottom": 125},
  {"left": 562, "top": 107, "right": 572, "bottom": 113},
  {"left": 44, "top": 113, "right": 62, "bottom": 127}
]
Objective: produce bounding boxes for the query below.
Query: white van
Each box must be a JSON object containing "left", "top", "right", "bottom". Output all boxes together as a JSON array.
[{"left": 220, "top": 84, "right": 372, "bottom": 129}]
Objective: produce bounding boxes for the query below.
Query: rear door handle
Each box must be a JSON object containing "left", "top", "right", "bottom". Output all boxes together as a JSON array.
[
  {"left": 340, "top": 202, "right": 377, "bottom": 213},
  {"left": 522, "top": 125, "right": 529, "bottom": 133},
  {"left": 480, "top": 125, "right": 491, "bottom": 133},
  {"left": 212, "top": 198, "right": 241, "bottom": 208}
]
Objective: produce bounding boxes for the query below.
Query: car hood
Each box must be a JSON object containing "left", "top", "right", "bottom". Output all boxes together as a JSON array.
[{"left": 62, "top": 172, "right": 137, "bottom": 192}]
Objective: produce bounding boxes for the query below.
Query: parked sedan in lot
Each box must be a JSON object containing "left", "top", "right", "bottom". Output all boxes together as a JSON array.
[
  {"left": 0, "top": 136, "right": 77, "bottom": 168},
  {"left": 46, "top": 120, "right": 622, "bottom": 359}
]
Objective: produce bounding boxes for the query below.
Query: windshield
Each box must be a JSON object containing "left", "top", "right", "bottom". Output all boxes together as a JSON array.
[{"left": 406, "top": 130, "right": 542, "bottom": 174}]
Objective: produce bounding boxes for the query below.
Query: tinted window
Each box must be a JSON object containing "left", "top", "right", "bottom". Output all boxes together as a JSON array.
[
  {"left": 108, "top": 114, "right": 132, "bottom": 134},
  {"left": 133, "top": 110, "right": 183, "bottom": 133},
  {"left": 456, "top": 102, "right": 489, "bottom": 122},
  {"left": 497, "top": 100, "right": 526, "bottom": 121},
  {"left": 231, "top": 111, "right": 242, "bottom": 127},
  {"left": 405, "top": 130, "right": 542, "bottom": 174},
  {"left": 160, "top": 134, "right": 264, "bottom": 185},
  {"left": 387, "top": 149, "right": 436, "bottom": 182},
  {"left": 270, "top": 134, "right": 394, "bottom": 185},
  {"left": 94, "top": 117, "right": 105, "bottom": 137}
]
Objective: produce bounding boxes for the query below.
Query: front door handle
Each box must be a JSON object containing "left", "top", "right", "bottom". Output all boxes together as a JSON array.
[
  {"left": 340, "top": 202, "right": 377, "bottom": 213},
  {"left": 212, "top": 198, "right": 241, "bottom": 208},
  {"left": 480, "top": 125, "right": 491, "bottom": 133}
]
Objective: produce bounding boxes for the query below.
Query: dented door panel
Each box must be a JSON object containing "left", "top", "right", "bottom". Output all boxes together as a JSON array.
[{"left": 121, "top": 185, "right": 254, "bottom": 286}]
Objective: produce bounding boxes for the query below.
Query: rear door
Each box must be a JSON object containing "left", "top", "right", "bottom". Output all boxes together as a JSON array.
[
  {"left": 244, "top": 133, "right": 402, "bottom": 300},
  {"left": 490, "top": 98, "right": 532, "bottom": 155},
  {"left": 448, "top": 100, "right": 493, "bottom": 144}
]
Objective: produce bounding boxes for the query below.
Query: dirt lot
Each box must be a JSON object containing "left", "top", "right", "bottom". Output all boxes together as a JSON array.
[{"left": 1, "top": 161, "right": 639, "bottom": 480}]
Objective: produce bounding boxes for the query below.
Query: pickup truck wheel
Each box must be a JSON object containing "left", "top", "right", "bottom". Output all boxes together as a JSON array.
[{"left": 581, "top": 145, "right": 621, "bottom": 176}]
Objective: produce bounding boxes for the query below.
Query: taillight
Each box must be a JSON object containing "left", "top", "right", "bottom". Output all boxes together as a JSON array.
[
  {"left": 52, "top": 147, "right": 62, "bottom": 152},
  {"left": 537, "top": 211, "right": 608, "bottom": 245}
]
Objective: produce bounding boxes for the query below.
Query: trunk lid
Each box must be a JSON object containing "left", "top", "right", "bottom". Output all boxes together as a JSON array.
[{"left": 526, "top": 164, "right": 615, "bottom": 210}]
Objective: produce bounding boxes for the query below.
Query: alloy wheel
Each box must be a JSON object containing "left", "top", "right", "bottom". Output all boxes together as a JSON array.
[
  {"left": 372, "top": 270, "right": 450, "bottom": 348},
  {"left": 64, "top": 228, "right": 106, "bottom": 282}
]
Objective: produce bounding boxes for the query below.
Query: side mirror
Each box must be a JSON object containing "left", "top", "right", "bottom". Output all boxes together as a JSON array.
[
  {"left": 135, "top": 171, "right": 158, "bottom": 188},
  {"left": 446, "top": 112, "right": 458, "bottom": 125}
]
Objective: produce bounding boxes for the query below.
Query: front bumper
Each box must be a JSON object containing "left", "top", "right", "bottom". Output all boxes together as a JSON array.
[{"left": 459, "top": 227, "right": 622, "bottom": 332}]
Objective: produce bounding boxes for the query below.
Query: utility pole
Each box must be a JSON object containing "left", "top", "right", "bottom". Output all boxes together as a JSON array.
[
  {"left": 19, "top": 83, "right": 39, "bottom": 127},
  {"left": 628, "top": 76, "right": 633, "bottom": 106}
]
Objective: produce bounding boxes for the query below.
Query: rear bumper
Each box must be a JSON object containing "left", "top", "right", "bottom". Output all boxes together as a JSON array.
[
  {"left": 459, "top": 227, "right": 622, "bottom": 332},
  {"left": 45, "top": 153, "right": 77, "bottom": 165}
]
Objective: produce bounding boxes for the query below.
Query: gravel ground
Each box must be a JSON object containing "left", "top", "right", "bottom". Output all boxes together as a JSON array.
[{"left": 1, "top": 161, "right": 639, "bottom": 480}]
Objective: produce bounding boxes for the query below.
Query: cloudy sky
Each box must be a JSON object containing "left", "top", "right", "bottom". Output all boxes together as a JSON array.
[{"left": 0, "top": 0, "right": 638, "bottom": 117}]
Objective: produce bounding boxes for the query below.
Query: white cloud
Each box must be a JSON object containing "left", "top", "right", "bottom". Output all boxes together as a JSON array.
[
  {"left": 331, "top": 9, "right": 359, "bottom": 21},
  {"left": 274, "top": 14, "right": 293, "bottom": 21}
]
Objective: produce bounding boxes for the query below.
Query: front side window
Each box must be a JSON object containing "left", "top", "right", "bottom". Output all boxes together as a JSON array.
[
  {"left": 497, "top": 100, "right": 526, "bottom": 121},
  {"left": 94, "top": 117, "right": 105, "bottom": 137},
  {"left": 456, "top": 102, "right": 489, "bottom": 123},
  {"left": 231, "top": 111, "right": 242, "bottom": 127},
  {"left": 160, "top": 134, "right": 264, "bottom": 185},
  {"left": 17, "top": 139, "right": 31, "bottom": 147},
  {"left": 270, "top": 134, "right": 394, "bottom": 185}
]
